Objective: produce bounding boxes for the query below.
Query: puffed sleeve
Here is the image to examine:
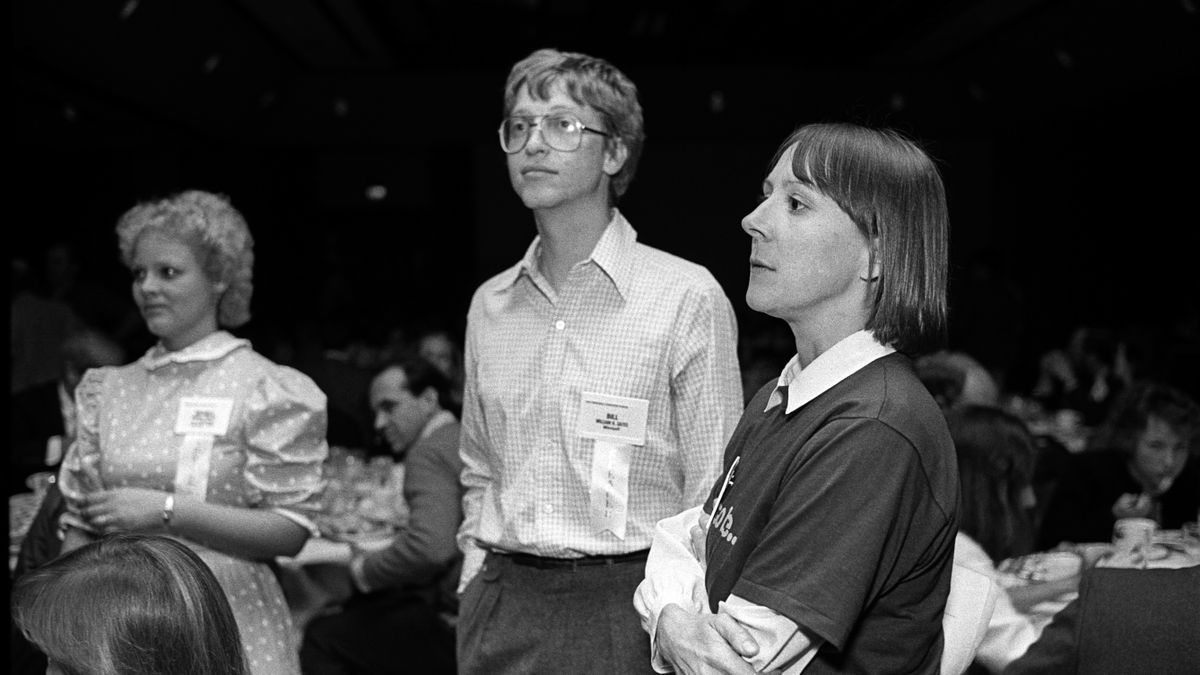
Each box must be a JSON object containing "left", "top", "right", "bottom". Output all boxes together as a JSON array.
[
  {"left": 241, "top": 365, "right": 329, "bottom": 536},
  {"left": 57, "top": 368, "right": 110, "bottom": 532}
]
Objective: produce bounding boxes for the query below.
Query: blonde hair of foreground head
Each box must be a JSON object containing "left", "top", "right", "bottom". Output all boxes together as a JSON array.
[
  {"left": 115, "top": 189, "right": 255, "bottom": 328},
  {"left": 11, "top": 533, "right": 250, "bottom": 675}
]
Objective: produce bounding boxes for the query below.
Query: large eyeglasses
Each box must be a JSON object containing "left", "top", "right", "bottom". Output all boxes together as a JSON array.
[{"left": 498, "top": 113, "right": 611, "bottom": 154}]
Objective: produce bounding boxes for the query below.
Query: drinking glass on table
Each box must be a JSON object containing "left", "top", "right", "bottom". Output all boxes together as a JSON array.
[
  {"left": 1182, "top": 521, "right": 1200, "bottom": 557},
  {"left": 1110, "top": 517, "right": 1156, "bottom": 569}
]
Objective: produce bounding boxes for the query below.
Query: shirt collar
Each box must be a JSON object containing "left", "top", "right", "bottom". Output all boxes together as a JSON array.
[
  {"left": 138, "top": 331, "right": 250, "bottom": 371},
  {"left": 418, "top": 409, "right": 457, "bottom": 442},
  {"left": 766, "top": 330, "right": 895, "bottom": 414},
  {"left": 491, "top": 209, "right": 638, "bottom": 299}
]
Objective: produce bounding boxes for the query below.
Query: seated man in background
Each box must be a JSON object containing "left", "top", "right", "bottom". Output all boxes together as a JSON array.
[
  {"left": 9, "top": 326, "right": 126, "bottom": 495},
  {"left": 300, "top": 355, "right": 463, "bottom": 675},
  {"left": 10, "top": 327, "right": 126, "bottom": 675}
]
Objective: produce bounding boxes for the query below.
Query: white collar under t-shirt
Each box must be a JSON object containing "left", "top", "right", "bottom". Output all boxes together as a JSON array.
[{"left": 766, "top": 330, "right": 896, "bottom": 415}]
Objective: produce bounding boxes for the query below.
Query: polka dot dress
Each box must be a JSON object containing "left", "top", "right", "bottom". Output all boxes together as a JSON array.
[{"left": 59, "top": 332, "right": 329, "bottom": 675}]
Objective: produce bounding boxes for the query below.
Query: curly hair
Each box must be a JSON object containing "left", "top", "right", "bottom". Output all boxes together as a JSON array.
[
  {"left": 12, "top": 533, "right": 250, "bottom": 675},
  {"left": 115, "top": 190, "right": 254, "bottom": 327},
  {"left": 503, "top": 48, "right": 645, "bottom": 204}
]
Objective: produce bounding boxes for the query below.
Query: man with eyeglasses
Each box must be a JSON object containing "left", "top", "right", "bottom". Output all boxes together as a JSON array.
[{"left": 456, "top": 48, "right": 743, "bottom": 674}]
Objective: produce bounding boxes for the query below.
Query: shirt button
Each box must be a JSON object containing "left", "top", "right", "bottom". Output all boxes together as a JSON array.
[
  {"left": 554, "top": 320, "right": 565, "bottom": 330},
  {"left": 543, "top": 503, "right": 554, "bottom": 514}
]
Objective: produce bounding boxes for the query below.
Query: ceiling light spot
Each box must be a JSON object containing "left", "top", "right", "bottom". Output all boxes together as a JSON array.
[
  {"left": 1182, "top": 0, "right": 1196, "bottom": 14},
  {"left": 1055, "top": 49, "right": 1074, "bottom": 70},
  {"left": 366, "top": 185, "right": 388, "bottom": 201},
  {"left": 62, "top": 105, "right": 78, "bottom": 122},
  {"left": 203, "top": 54, "right": 221, "bottom": 74},
  {"left": 119, "top": 0, "right": 139, "bottom": 20},
  {"left": 334, "top": 98, "right": 350, "bottom": 117}
]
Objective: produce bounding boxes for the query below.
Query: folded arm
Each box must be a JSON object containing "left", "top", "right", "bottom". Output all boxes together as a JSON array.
[{"left": 634, "top": 506, "right": 821, "bottom": 673}]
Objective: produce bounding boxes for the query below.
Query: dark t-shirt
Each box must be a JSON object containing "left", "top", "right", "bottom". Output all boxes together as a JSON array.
[{"left": 703, "top": 353, "right": 959, "bottom": 674}]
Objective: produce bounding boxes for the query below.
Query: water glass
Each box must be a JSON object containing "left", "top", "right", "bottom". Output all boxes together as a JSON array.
[
  {"left": 1113, "top": 517, "right": 1155, "bottom": 550},
  {"left": 1182, "top": 521, "right": 1200, "bottom": 557}
]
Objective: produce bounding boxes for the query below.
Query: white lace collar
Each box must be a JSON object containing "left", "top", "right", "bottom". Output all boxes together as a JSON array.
[{"left": 138, "top": 331, "right": 250, "bottom": 370}]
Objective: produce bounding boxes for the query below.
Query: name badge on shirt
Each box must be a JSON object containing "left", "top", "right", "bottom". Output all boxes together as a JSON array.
[
  {"left": 174, "top": 397, "right": 234, "bottom": 436},
  {"left": 172, "top": 397, "right": 233, "bottom": 498},
  {"left": 579, "top": 392, "right": 648, "bottom": 540},
  {"left": 577, "top": 392, "right": 648, "bottom": 445}
]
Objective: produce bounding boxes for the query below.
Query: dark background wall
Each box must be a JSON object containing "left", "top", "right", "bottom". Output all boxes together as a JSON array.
[{"left": 12, "top": 0, "right": 1200, "bottom": 395}]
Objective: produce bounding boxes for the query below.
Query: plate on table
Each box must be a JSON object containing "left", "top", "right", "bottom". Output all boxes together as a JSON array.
[
  {"left": 1143, "top": 543, "right": 1171, "bottom": 561},
  {"left": 998, "top": 551, "right": 1082, "bottom": 583},
  {"left": 316, "top": 513, "right": 397, "bottom": 547}
]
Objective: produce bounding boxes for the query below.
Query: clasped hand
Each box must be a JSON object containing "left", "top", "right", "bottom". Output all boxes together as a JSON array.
[
  {"left": 1111, "top": 492, "right": 1153, "bottom": 519},
  {"left": 657, "top": 605, "right": 764, "bottom": 675},
  {"left": 81, "top": 487, "right": 167, "bottom": 534},
  {"left": 654, "top": 514, "right": 772, "bottom": 675}
]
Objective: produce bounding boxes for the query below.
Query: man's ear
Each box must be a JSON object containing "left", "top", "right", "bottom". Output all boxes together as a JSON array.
[{"left": 603, "top": 138, "right": 629, "bottom": 177}]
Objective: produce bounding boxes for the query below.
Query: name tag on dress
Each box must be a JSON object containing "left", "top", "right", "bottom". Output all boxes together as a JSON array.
[
  {"left": 579, "top": 392, "right": 648, "bottom": 540},
  {"left": 173, "top": 397, "right": 233, "bottom": 498},
  {"left": 174, "top": 397, "right": 234, "bottom": 435}
]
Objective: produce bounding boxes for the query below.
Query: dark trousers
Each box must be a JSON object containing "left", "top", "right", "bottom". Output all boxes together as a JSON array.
[
  {"left": 456, "top": 551, "right": 656, "bottom": 675},
  {"left": 299, "top": 589, "right": 455, "bottom": 675}
]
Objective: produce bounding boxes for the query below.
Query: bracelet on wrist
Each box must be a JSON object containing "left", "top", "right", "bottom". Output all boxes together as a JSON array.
[{"left": 162, "top": 493, "right": 175, "bottom": 530}]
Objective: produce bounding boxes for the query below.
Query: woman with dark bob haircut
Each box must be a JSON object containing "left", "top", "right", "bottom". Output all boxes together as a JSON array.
[
  {"left": 636, "top": 122, "right": 958, "bottom": 674},
  {"left": 56, "top": 190, "right": 328, "bottom": 674},
  {"left": 11, "top": 533, "right": 250, "bottom": 675}
]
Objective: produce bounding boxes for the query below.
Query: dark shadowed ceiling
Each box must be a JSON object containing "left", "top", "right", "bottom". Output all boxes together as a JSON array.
[
  {"left": 11, "top": 0, "right": 1200, "bottom": 379},
  {"left": 15, "top": 0, "right": 1199, "bottom": 148}
]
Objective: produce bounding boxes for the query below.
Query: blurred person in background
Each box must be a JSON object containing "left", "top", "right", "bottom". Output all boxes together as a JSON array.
[
  {"left": 10, "top": 256, "right": 81, "bottom": 395},
  {"left": 9, "top": 327, "right": 126, "bottom": 495},
  {"left": 946, "top": 405, "right": 1063, "bottom": 673},
  {"left": 55, "top": 189, "right": 328, "bottom": 675},
  {"left": 416, "top": 324, "right": 465, "bottom": 416},
  {"left": 917, "top": 350, "right": 1002, "bottom": 411},
  {"left": 1037, "top": 380, "right": 1200, "bottom": 549},
  {"left": 43, "top": 239, "right": 144, "bottom": 352},
  {"left": 301, "top": 354, "right": 462, "bottom": 675},
  {"left": 1031, "top": 324, "right": 1130, "bottom": 426}
]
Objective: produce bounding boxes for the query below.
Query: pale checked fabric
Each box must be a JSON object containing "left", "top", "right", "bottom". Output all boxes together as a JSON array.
[
  {"left": 457, "top": 210, "right": 743, "bottom": 590},
  {"left": 58, "top": 331, "right": 328, "bottom": 675}
]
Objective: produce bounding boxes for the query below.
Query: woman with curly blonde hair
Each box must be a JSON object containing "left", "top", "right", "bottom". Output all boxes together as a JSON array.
[{"left": 56, "top": 190, "right": 329, "bottom": 674}]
